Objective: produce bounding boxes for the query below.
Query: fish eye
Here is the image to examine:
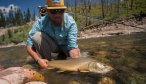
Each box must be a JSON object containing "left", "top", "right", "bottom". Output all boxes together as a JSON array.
[
  {"left": 103, "top": 64, "right": 106, "bottom": 66},
  {"left": 33, "top": 73, "right": 35, "bottom": 75}
]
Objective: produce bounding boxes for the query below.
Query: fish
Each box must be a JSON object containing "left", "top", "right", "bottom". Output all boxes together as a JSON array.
[{"left": 47, "top": 57, "right": 113, "bottom": 74}]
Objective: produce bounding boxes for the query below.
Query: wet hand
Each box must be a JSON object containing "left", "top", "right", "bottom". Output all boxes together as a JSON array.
[
  {"left": 37, "top": 59, "right": 49, "bottom": 69},
  {"left": 69, "top": 48, "right": 80, "bottom": 58}
]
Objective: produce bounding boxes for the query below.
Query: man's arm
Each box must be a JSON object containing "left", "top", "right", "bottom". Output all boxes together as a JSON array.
[
  {"left": 26, "top": 46, "right": 40, "bottom": 62},
  {"left": 26, "top": 17, "right": 49, "bottom": 68},
  {"left": 26, "top": 46, "right": 48, "bottom": 68},
  {"left": 67, "top": 16, "right": 80, "bottom": 58}
]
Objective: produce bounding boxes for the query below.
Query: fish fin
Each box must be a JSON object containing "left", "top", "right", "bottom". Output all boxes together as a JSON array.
[
  {"left": 56, "top": 70, "right": 65, "bottom": 73},
  {"left": 47, "top": 67, "right": 55, "bottom": 70},
  {"left": 66, "top": 57, "right": 72, "bottom": 60},
  {"left": 79, "top": 71, "right": 89, "bottom": 73}
]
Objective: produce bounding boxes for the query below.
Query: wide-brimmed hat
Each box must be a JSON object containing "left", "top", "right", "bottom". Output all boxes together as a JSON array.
[{"left": 46, "top": 0, "right": 67, "bottom": 9}]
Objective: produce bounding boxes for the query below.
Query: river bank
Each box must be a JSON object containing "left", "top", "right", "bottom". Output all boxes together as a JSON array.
[
  {"left": 0, "top": 41, "right": 25, "bottom": 48},
  {"left": 78, "top": 17, "right": 146, "bottom": 39},
  {"left": 0, "top": 17, "right": 146, "bottom": 48}
]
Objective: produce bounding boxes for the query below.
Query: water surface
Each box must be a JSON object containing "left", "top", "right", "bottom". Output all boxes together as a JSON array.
[{"left": 0, "top": 32, "right": 146, "bottom": 84}]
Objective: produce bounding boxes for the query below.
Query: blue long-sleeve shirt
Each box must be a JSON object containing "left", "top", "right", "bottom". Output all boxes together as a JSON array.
[{"left": 26, "top": 13, "right": 78, "bottom": 51}]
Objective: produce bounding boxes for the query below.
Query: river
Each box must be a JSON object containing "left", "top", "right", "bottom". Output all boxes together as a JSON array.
[{"left": 0, "top": 32, "right": 146, "bottom": 84}]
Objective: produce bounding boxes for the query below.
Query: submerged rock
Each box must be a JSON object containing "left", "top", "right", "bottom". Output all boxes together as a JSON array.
[
  {"left": 0, "top": 65, "right": 4, "bottom": 71},
  {"left": 0, "top": 67, "right": 45, "bottom": 84},
  {"left": 98, "top": 76, "right": 116, "bottom": 84}
]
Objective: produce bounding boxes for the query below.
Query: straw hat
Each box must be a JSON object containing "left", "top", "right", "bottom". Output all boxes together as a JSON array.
[{"left": 46, "top": 0, "right": 67, "bottom": 9}]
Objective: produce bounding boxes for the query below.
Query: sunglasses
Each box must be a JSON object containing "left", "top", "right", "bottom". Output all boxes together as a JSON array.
[{"left": 49, "top": 9, "right": 65, "bottom": 14}]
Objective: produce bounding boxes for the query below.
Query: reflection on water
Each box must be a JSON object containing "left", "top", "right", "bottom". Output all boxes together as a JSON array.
[
  {"left": 78, "top": 32, "right": 146, "bottom": 84},
  {"left": 0, "top": 46, "right": 28, "bottom": 68},
  {"left": 0, "top": 32, "right": 146, "bottom": 84},
  {"left": 43, "top": 68, "right": 114, "bottom": 84}
]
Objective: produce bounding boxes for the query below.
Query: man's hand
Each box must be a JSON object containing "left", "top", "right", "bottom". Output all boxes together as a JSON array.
[
  {"left": 69, "top": 48, "right": 80, "bottom": 58},
  {"left": 37, "top": 59, "right": 49, "bottom": 69}
]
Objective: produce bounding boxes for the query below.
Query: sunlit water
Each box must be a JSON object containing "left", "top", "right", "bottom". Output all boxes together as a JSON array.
[{"left": 0, "top": 32, "right": 146, "bottom": 84}]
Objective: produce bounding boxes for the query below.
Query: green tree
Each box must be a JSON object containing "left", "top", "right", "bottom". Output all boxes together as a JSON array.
[
  {"left": 87, "top": 0, "right": 92, "bottom": 11},
  {"left": 32, "top": 10, "right": 36, "bottom": 21},
  {"left": 24, "top": 8, "right": 31, "bottom": 23},
  {"left": 8, "top": 6, "right": 15, "bottom": 26},
  {"left": 130, "top": 0, "right": 134, "bottom": 10},
  {"left": 8, "top": 29, "right": 13, "bottom": 38},
  {"left": 15, "top": 8, "right": 23, "bottom": 26},
  {"left": 0, "top": 9, "right": 6, "bottom": 27},
  {"left": 101, "top": 0, "right": 105, "bottom": 18}
]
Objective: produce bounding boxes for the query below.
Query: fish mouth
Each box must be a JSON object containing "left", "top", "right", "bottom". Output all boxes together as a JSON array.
[{"left": 98, "top": 67, "right": 113, "bottom": 74}]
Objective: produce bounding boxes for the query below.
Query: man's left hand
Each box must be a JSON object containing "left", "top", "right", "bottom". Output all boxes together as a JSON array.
[{"left": 69, "top": 48, "right": 80, "bottom": 58}]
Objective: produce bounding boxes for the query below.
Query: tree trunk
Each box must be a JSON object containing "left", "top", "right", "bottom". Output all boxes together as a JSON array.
[
  {"left": 130, "top": 0, "right": 134, "bottom": 10},
  {"left": 101, "top": 0, "right": 105, "bottom": 18},
  {"left": 117, "top": 0, "right": 120, "bottom": 17},
  {"left": 74, "top": 0, "right": 77, "bottom": 21}
]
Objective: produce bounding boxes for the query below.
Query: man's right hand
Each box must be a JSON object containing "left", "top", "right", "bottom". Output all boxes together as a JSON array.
[
  {"left": 27, "top": 46, "right": 49, "bottom": 69},
  {"left": 37, "top": 59, "right": 49, "bottom": 69}
]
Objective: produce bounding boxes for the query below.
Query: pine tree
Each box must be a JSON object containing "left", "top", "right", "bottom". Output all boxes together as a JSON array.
[
  {"left": 32, "top": 10, "right": 36, "bottom": 21},
  {"left": 0, "top": 9, "right": 6, "bottom": 28},
  {"left": 15, "top": 8, "right": 23, "bottom": 26},
  {"left": 24, "top": 8, "right": 31, "bottom": 23},
  {"left": 8, "top": 6, "right": 15, "bottom": 26}
]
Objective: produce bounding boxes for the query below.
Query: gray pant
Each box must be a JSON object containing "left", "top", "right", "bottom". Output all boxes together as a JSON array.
[{"left": 32, "top": 32, "right": 68, "bottom": 60}]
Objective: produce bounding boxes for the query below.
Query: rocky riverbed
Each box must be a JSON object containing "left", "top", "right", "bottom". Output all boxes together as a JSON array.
[{"left": 78, "top": 17, "right": 146, "bottom": 39}]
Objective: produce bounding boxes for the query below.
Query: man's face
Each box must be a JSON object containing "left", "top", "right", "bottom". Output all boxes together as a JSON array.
[{"left": 47, "top": 9, "right": 65, "bottom": 26}]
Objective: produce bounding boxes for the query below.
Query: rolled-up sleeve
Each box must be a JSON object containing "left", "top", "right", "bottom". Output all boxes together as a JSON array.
[
  {"left": 67, "top": 19, "right": 78, "bottom": 50},
  {"left": 26, "top": 20, "right": 42, "bottom": 46}
]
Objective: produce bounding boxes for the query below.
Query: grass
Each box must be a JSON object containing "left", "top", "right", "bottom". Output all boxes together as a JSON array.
[{"left": 0, "top": 24, "right": 31, "bottom": 45}]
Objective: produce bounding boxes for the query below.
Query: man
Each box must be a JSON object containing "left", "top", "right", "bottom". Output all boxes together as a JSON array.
[
  {"left": 26, "top": 0, "right": 80, "bottom": 69},
  {"left": 38, "top": 6, "right": 46, "bottom": 17}
]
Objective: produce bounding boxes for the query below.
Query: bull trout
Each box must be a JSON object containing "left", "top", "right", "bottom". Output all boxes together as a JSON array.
[{"left": 47, "top": 57, "right": 113, "bottom": 74}]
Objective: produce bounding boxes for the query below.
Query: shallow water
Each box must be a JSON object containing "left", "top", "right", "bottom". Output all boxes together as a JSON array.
[
  {"left": 78, "top": 32, "right": 146, "bottom": 84},
  {"left": 0, "top": 32, "right": 146, "bottom": 84},
  {"left": 0, "top": 45, "right": 28, "bottom": 68}
]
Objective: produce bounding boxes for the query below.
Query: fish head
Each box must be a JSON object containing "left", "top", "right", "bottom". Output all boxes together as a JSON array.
[
  {"left": 88, "top": 62, "right": 113, "bottom": 74},
  {"left": 23, "top": 68, "right": 45, "bottom": 82}
]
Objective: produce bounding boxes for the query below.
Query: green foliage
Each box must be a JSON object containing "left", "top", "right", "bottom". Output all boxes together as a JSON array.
[
  {"left": 0, "top": 7, "right": 34, "bottom": 27},
  {"left": 10, "top": 37, "right": 23, "bottom": 44},
  {"left": 0, "top": 35, "right": 5, "bottom": 45},
  {"left": 15, "top": 9, "right": 24, "bottom": 26},
  {"left": 0, "top": 23, "right": 32, "bottom": 45},
  {"left": 7, "top": 29, "right": 13, "bottom": 38},
  {"left": 24, "top": 8, "right": 31, "bottom": 23},
  {"left": 70, "top": 0, "right": 146, "bottom": 29},
  {"left": 0, "top": 12, "right": 6, "bottom": 27},
  {"left": 2, "top": 35, "right": 5, "bottom": 41},
  {"left": 8, "top": 8, "right": 15, "bottom": 26},
  {"left": 32, "top": 10, "right": 36, "bottom": 21}
]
